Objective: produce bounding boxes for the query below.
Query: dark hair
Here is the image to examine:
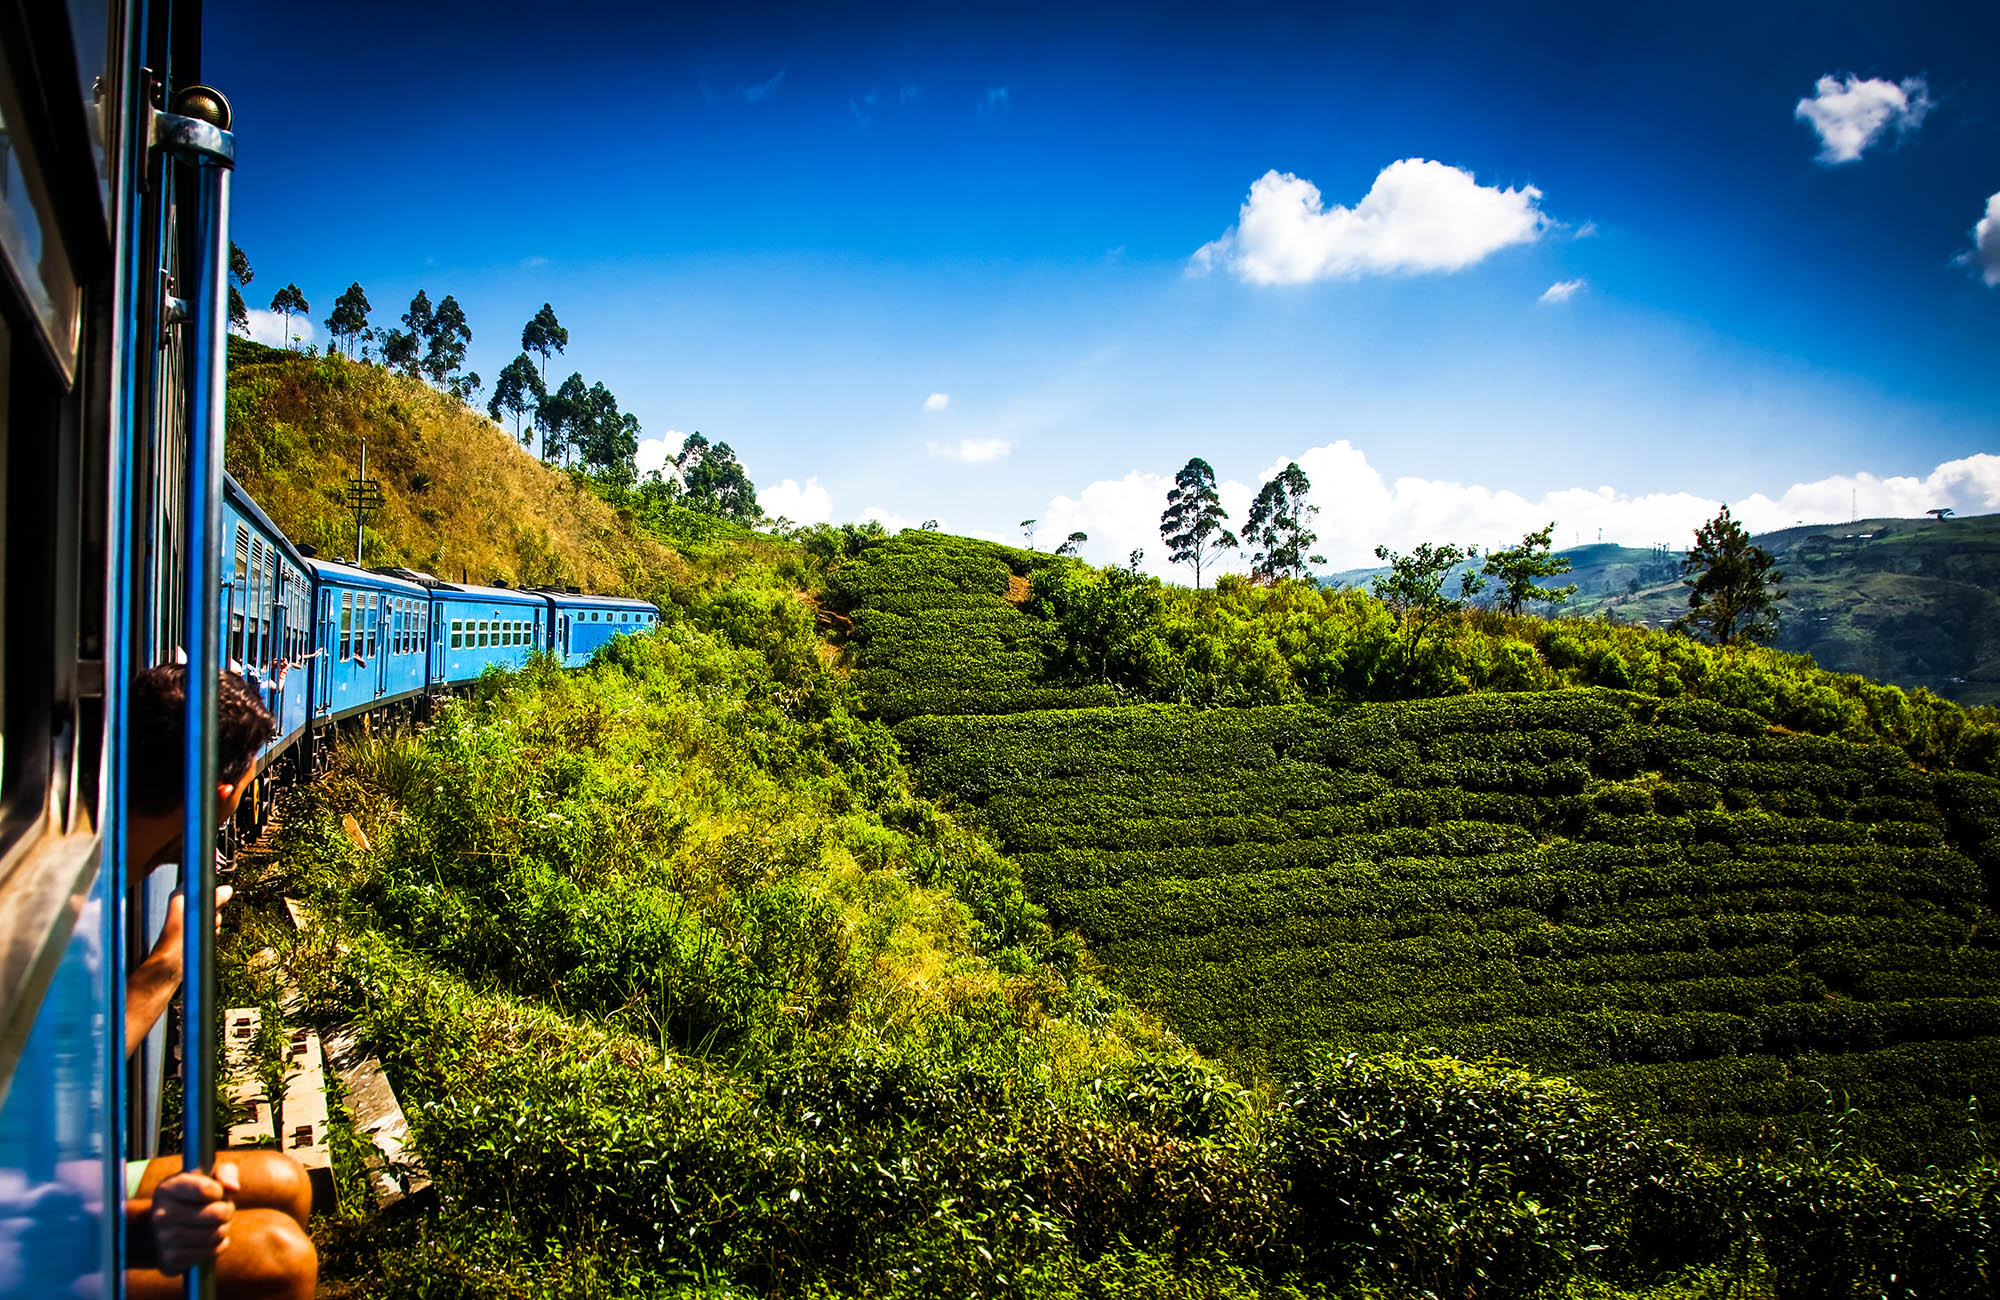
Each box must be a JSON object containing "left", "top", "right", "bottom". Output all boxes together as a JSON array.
[{"left": 129, "top": 665, "right": 277, "bottom": 817}]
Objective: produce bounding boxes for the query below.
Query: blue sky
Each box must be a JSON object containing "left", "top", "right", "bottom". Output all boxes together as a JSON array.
[{"left": 208, "top": 0, "right": 2000, "bottom": 570}]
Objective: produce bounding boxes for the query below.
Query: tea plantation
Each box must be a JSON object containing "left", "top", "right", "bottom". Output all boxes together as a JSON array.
[{"left": 834, "top": 531, "right": 2000, "bottom": 1165}]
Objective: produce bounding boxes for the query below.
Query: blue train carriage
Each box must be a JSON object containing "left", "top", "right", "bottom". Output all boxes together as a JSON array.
[
  {"left": 542, "top": 590, "right": 662, "bottom": 669},
  {"left": 307, "top": 561, "right": 432, "bottom": 723},
  {"left": 431, "top": 583, "right": 551, "bottom": 686},
  {"left": 222, "top": 477, "right": 313, "bottom": 770}
]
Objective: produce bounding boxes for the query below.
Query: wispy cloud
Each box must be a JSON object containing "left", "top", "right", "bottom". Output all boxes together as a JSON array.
[
  {"left": 741, "top": 67, "right": 788, "bottom": 104},
  {"left": 1965, "top": 191, "right": 2000, "bottom": 287},
  {"left": 900, "top": 83, "right": 922, "bottom": 103},
  {"left": 521, "top": 255, "right": 549, "bottom": 269},
  {"left": 1539, "top": 278, "right": 1586, "bottom": 304},
  {"left": 1795, "top": 74, "right": 1931, "bottom": 164},
  {"left": 978, "top": 85, "right": 1011, "bottom": 113},
  {"left": 923, "top": 392, "right": 950, "bottom": 412},
  {"left": 927, "top": 436, "right": 1012, "bottom": 464},
  {"left": 1189, "top": 160, "right": 1549, "bottom": 285}
]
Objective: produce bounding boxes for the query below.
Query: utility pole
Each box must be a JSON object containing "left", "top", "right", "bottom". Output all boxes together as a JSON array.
[{"left": 345, "top": 439, "right": 385, "bottom": 565}]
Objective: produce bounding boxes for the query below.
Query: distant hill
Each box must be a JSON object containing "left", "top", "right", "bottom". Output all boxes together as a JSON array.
[
  {"left": 224, "top": 337, "right": 683, "bottom": 599},
  {"left": 1324, "top": 515, "right": 2000, "bottom": 707}
]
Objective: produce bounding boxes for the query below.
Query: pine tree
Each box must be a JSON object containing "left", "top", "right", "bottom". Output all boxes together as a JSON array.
[
  {"left": 1241, "top": 462, "right": 1325, "bottom": 581},
  {"left": 268, "top": 283, "right": 308, "bottom": 351},
  {"left": 1160, "top": 456, "right": 1238, "bottom": 588},
  {"left": 1675, "top": 505, "right": 1785, "bottom": 646}
]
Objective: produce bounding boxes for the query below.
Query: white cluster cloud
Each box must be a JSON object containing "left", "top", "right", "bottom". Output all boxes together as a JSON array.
[
  {"left": 1969, "top": 191, "right": 2000, "bottom": 288},
  {"left": 1539, "top": 278, "right": 1586, "bottom": 304},
  {"left": 1795, "top": 74, "right": 1931, "bottom": 164},
  {"left": 927, "top": 436, "right": 1013, "bottom": 464},
  {"left": 762, "top": 476, "right": 834, "bottom": 524},
  {"left": 1189, "top": 160, "right": 1549, "bottom": 285},
  {"left": 1037, "top": 443, "right": 2000, "bottom": 577},
  {"left": 240, "top": 308, "right": 313, "bottom": 349},
  {"left": 923, "top": 392, "right": 951, "bottom": 412},
  {"left": 635, "top": 432, "right": 686, "bottom": 478}
]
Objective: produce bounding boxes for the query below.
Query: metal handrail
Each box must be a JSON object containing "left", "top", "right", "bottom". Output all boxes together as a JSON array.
[{"left": 156, "top": 85, "right": 234, "bottom": 1300}]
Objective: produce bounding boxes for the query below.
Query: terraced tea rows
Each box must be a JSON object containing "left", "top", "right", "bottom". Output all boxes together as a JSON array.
[
  {"left": 896, "top": 690, "right": 2000, "bottom": 1162},
  {"left": 825, "top": 530, "right": 1119, "bottom": 720}
]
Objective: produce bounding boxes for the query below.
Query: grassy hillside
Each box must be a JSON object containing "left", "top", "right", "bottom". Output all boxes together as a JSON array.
[
  {"left": 829, "top": 530, "right": 2000, "bottom": 1167},
  {"left": 1327, "top": 515, "right": 2000, "bottom": 706},
  {"left": 225, "top": 338, "right": 685, "bottom": 598}
]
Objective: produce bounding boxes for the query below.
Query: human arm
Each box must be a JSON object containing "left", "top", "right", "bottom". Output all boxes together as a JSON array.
[{"left": 124, "top": 884, "right": 232, "bottom": 1058}]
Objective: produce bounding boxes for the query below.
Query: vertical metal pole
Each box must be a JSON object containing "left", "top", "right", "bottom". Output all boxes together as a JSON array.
[
  {"left": 177, "top": 150, "right": 231, "bottom": 1300},
  {"left": 355, "top": 439, "right": 367, "bottom": 565}
]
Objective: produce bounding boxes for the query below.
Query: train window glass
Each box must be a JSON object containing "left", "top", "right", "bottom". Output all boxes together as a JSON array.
[
  {"left": 366, "top": 594, "right": 378, "bottom": 658},
  {"left": 235, "top": 524, "right": 249, "bottom": 583},
  {"left": 340, "top": 592, "right": 352, "bottom": 659},
  {"left": 0, "top": 65, "right": 81, "bottom": 379},
  {"left": 450, "top": 618, "right": 461, "bottom": 649},
  {"left": 65, "top": 0, "right": 115, "bottom": 210}
]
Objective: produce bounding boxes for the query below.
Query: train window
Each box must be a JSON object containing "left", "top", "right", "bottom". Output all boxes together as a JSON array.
[
  {"left": 366, "top": 593, "right": 379, "bottom": 658},
  {"left": 340, "top": 592, "right": 353, "bottom": 659},
  {"left": 0, "top": 65, "right": 81, "bottom": 379},
  {"left": 450, "top": 618, "right": 461, "bottom": 649}
]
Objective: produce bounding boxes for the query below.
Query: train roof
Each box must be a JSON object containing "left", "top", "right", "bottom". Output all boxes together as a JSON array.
[
  {"left": 304, "top": 557, "right": 432, "bottom": 595},
  {"left": 534, "top": 590, "right": 659, "bottom": 611},
  {"left": 431, "top": 582, "right": 549, "bottom": 606},
  {"left": 223, "top": 474, "right": 311, "bottom": 570}
]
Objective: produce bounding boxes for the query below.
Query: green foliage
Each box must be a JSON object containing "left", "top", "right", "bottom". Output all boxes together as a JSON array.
[
  {"left": 896, "top": 688, "right": 2000, "bottom": 1164},
  {"left": 676, "top": 432, "right": 760, "bottom": 522},
  {"left": 423, "top": 293, "right": 473, "bottom": 391},
  {"left": 1484, "top": 522, "right": 1578, "bottom": 616},
  {"left": 325, "top": 281, "right": 371, "bottom": 358},
  {"left": 227, "top": 240, "right": 253, "bottom": 332},
  {"left": 1678, "top": 505, "right": 1786, "bottom": 647},
  {"left": 488, "top": 353, "right": 545, "bottom": 442},
  {"left": 267, "top": 282, "right": 308, "bottom": 350},
  {"left": 1242, "top": 462, "right": 1324, "bottom": 581},
  {"left": 1161, "top": 457, "right": 1239, "bottom": 589}
]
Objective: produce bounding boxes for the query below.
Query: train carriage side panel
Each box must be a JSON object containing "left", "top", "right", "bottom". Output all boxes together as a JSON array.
[
  {"left": 543, "top": 593, "right": 660, "bottom": 669},
  {"left": 221, "top": 477, "right": 312, "bottom": 767},
  {"left": 306, "top": 561, "right": 429, "bottom": 723},
  {"left": 432, "top": 585, "right": 547, "bottom": 686}
]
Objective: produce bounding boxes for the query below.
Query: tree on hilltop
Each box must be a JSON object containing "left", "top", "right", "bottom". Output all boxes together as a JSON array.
[
  {"left": 540, "top": 372, "right": 589, "bottom": 466},
  {"left": 268, "top": 283, "right": 308, "bottom": 351},
  {"left": 522, "top": 304, "right": 568, "bottom": 385},
  {"left": 379, "top": 290, "right": 431, "bottom": 377},
  {"left": 1482, "top": 522, "right": 1576, "bottom": 616},
  {"left": 489, "top": 354, "right": 545, "bottom": 443},
  {"left": 1242, "top": 462, "right": 1324, "bottom": 582},
  {"left": 1675, "top": 505, "right": 1785, "bottom": 646},
  {"left": 227, "top": 242, "right": 253, "bottom": 334},
  {"left": 423, "top": 294, "right": 472, "bottom": 390},
  {"left": 675, "top": 433, "right": 759, "bottom": 522},
  {"left": 1055, "top": 531, "right": 1087, "bottom": 557},
  {"left": 1160, "top": 456, "right": 1238, "bottom": 589},
  {"left": 324, "top": 282, "right": 371, "bottom": 358}
]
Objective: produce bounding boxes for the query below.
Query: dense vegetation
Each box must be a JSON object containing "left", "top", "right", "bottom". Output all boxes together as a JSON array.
[
  {"left": 224, "top": 591, "right": 2000, "bottom": 1298},
  {"left": 217, "top": 373, "right": 2000, "bottom": 1293},
  {"left": 827, "top": 530, "right": 2000, "bottom": 1167}
]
